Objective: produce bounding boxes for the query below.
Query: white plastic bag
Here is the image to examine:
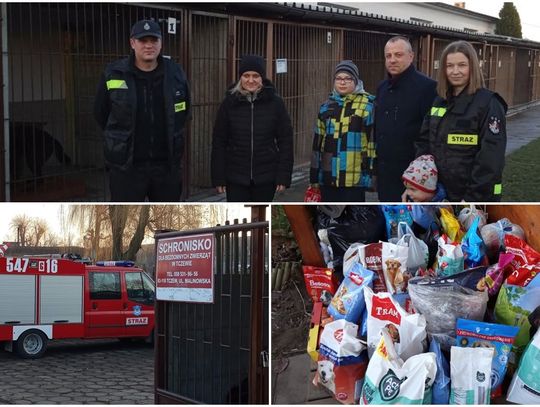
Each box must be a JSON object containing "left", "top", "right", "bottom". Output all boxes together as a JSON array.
[
  {"left": 395, "top": 222, "right": 429, "bottom": 276},
  {"left": 360, "top": 329, "right": 436, "bottom": 404},
  {"left": 364, "top": 287, "right": 427, "bottom": 361},
  {"left": 458, "top": 205, "right": 487, "bottom": 231}
]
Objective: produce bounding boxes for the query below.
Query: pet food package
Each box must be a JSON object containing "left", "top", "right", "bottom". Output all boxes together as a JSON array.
[
  {"left": 381, "top": 242, "right": 409, "bottom": 294},
  {"left": 430, "top": 338, "right": 450, "bottom": 404},
  {"left": 360, "top": 329, "right": 436, "bottom": 405},
  {"left": 439, "top": 207, "right": 464, "bottom": 243},
  {"left": 436, "top": 236, "right": 465, "bottom": 277},
  {"left": 345, "top": 243, "right": 388, "bottom": 293},
  {"left": 302, "top": 266, "right": 339, "bottom": 303},
  {"left": 482, "top": 252, "right": 515, "bottom": 297},
  {"left": 494, "top": 273, "right": 540, "bottom": 364},
  {"left": 382, "top": 205, "right": 413, "bottom": 240},
  {"left": 408, "top": 268, "right": 489, "bottom": 350},
  {"left": 455, "top": 318, "right": 519, "bottom": 397},
  {"left": 315, "top": 319, "right": 368, "bottom": 404},
  {"left": 449, "top": 346, "right": 494, "bottom": 404},
  {"left": 506, "top": 329, "right": 540, "bottom": 405},
  {"left": 504, "top": 234, "right": 540, "bottom": 287},
  {"left": 328, "top": 262, "right": 374, "bottom": 324},
  {"left": 364, "top": 287, "right": 426, "bottom": 361}
]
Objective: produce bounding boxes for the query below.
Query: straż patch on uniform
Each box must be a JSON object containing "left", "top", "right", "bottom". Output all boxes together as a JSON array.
[{"left": 488, "top": 116, "right": 501, "bottom": 134}]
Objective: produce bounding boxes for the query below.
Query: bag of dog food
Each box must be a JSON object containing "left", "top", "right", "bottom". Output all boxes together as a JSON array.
[
  {"left": 360, "top": 329, "right": 436, "bottom": 404},
  {"left": 436, "top": 236, "right": 464, "bottom": 277},
  {"left": 430, "top": 338, "right": 450, "bottom": 404},
  {"left": 506, "top": 328, "right": 540, "bottom": 404},
  {"left": 345, "top": 243, "right": 388, "bottom": 293},
  {"left": 504, "top": 234, "right": 540, "bottom": 287},
  {"left": 449, "top": 346, "right": 494, "bottom": 404},
  {"left": 481, "top": 252, "right": 515, "bottom": 297},
  {"left": 381, "top": 242, "right": 409, "bottom": 294},
  {"left": 315, "top": 319, "right": 368, "bottom": 404},
  {"left": 494, "top": 273, "right": 540, "bottom": 365},
  {"left": 364, "top": 287, "right": 426, "bottom": 361},
  {"left": 455, "top": 318, "right": 519, "bottom": 398},
  {"left": 382, "top": 205, "right": 413, "bottom": 240},
  {"left": 303, "top": 266, "right": 339, "bottom": 303},
  {"left": 408, "top": 268, "right": 489, "bottom": 350},
  {"left": 328, "top": 262, "right": 374, "bottom": 324}
]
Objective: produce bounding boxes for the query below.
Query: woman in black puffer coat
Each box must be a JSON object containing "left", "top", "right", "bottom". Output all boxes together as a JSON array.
[{"left": 211, "top": 55, "right": 294, "bottom": 202}]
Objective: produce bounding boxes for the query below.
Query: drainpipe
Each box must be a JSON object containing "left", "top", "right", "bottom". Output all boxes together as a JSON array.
[{"left": 1, "top": 3, "right": 10, "bottom": 201}]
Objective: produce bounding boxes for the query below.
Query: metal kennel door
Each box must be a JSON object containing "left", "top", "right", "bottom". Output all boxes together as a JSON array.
[{"left": 154, "top": 209, "right": 269, "bottom": 404}]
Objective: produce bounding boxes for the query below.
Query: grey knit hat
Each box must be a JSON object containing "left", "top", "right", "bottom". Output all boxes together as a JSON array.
[{"left": 334, "top": 60, "right": 360, "bottom": 85}]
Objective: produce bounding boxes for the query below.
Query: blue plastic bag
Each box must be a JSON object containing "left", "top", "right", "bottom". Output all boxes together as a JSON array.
[
  {"left": 430, "top": 338, "right": 450, "bottom": 404},
  {"left": 461, "top": 216, "right": 486, "bottom": 268}
]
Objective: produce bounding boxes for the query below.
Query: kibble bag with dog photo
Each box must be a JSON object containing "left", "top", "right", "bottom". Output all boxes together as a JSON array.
[
  {"left": 364, "top": 287, "right": 427, "bottom": 361},
  {"left": 360, "top": 329, "right": 437, "bottom": 404},
  {"left": 381, "top": 242, "right": 409, "bottom": 294}
]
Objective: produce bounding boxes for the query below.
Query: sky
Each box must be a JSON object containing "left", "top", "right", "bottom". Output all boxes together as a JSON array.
[
  {"left": 0, "top": 204, "right": 258, "bottom": 246},
  {"left": 440, "top": 0, "right": 540, "bottom": 41}
]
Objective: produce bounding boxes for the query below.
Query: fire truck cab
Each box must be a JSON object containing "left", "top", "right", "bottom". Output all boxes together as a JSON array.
[{"left": 0, "top": 257, "right": 155, "bottom": 358}]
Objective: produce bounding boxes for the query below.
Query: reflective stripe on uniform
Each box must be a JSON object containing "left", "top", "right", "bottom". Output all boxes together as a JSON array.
[
  {"left": 447, "top": 134, "right": 478, "bottom": 145},
  {"left": 494, "top": 184, "right": 502, "bottom": 195},
  {"left": 175, "top": 102, "right": 186, "bottom": 112},
  {"left": 106, "top": 79, "right": 128, "bottom": 90},
  {"left": 430, "top": 107, "right": 447, "bottom": 117}
]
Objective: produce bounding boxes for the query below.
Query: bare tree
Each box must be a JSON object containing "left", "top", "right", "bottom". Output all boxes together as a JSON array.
[
  {"left": 109, "top": 205, "right": 150, "bottom": 260},
  {"left": 10, "top": 214, "right": 31, "bottom": 246}
]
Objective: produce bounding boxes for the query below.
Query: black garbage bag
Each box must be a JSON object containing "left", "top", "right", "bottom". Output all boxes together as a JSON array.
[{"left": 322, "top": 206, "right": 386, "bottom": 268}]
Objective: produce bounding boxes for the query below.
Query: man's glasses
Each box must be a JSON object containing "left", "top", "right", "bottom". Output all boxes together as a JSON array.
[{"left": 334, "top": 76, "right": 354, "bottom": 83}]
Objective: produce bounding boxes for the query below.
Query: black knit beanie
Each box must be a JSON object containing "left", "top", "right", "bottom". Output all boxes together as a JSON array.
[
  {"left": 239, "top": 55, "right": 266, "bottom": 78},
  {"left": 334, "top": 60, "right": 360, "bottom": 85}
]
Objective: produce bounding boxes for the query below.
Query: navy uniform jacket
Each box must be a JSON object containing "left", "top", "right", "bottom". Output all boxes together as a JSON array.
[
  {"left": 415, "top": 88, "right": 508, "bottom": 202},
  {"left": 375, "top": 64, "right": 437, "bottom": 201}
]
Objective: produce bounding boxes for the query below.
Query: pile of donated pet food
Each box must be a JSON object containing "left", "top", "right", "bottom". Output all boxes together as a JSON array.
[{"left": 304, "top": 205, "right": 540, "bottom": 405}]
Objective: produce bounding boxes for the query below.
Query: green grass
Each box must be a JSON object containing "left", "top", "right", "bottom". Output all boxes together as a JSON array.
[{"left": 503, "top": 137, "right": 540, "bottom": 201}]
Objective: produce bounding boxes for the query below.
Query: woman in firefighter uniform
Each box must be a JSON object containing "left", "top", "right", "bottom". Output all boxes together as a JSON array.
[
  {"left": 310, "top": 60, "right": 376, "bottom": 202},
  {"left": 415, "top": 40, "right": 507, "bottom": 202}
]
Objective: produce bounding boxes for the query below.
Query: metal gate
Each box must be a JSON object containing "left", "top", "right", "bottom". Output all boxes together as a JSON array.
[{"left": 154, "top": 207, "right": 269, "bottom": 404}]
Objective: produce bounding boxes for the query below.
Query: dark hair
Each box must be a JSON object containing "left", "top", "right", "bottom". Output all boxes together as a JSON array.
[{"left": 437, "top": 40, "right": 484, "bottom": 98}]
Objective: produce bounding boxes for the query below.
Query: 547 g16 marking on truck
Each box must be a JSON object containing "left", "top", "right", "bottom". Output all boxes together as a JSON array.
[{"left": 0, "top": 257, "right": 155, "bottom": 358}]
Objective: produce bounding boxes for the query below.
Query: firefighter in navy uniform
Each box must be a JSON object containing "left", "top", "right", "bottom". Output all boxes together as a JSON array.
[
  {"left": 415, "top": 40, "right": 507, "bottom": 202},
  {"left": 94, "top": 19, "right": 190, "bottom": 202}
]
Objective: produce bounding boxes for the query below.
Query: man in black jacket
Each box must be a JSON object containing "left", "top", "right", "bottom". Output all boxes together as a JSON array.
[
  {"left": 94, "top": 20, "right": 190, "bottom": 201},
  {"left": 375, "top": 36, "right": 437, "bottom": 202}
]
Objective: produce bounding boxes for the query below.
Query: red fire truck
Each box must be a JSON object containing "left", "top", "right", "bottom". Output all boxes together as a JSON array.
[{"left": 0, "top": 256, "right": 155, "bottom": 358}]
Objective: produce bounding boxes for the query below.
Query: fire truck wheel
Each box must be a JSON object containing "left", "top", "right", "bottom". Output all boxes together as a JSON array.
[{"left": 15, "top": 330, "right": 48, "bottom": 359}]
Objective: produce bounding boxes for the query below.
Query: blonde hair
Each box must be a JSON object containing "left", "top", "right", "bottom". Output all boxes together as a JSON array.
[{"left": 437, "top": 40, "right": 484, "bottom": 98}]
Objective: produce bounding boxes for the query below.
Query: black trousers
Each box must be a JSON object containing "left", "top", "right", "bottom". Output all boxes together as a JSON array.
[
  {"left": 109, "top": 163, "right": 182, "bottom": 202},
  {"left": 226, "top": 182, "right": 276, "bottom": 202},
  {"left": 320, "top": 186, "right": 366, "bottom": 202},
  {"left": 377, "top": 161, "right": 409, "bottom": 202}
]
